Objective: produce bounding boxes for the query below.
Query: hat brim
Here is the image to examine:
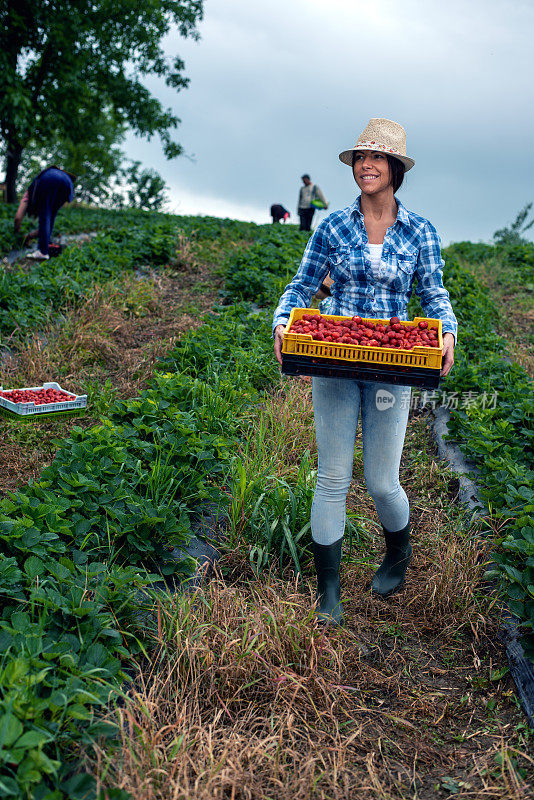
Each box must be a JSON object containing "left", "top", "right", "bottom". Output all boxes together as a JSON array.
[{"left": 338, "top": 147, "right": 414, "bottom": 172}]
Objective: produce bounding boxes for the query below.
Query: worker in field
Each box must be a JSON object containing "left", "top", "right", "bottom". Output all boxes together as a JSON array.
[
  {"left": 14, "top": 165, "right": 76, "bottom": 260},
  {"left": 274, "top": 118, "right": 457, "bottom": 625},
  {"left": 297, "top": 174, "right": 328, "bottom": 231},
  {"left": 270, "top": 204, "right": 290, "bottom": 224}
]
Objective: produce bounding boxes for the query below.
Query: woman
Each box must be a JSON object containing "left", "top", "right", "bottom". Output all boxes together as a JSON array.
[
  {"left": 273, "top": 118, "right": 457, "bottom": 625},
  {"left": 14, "top": 166, "right": 75, "bottom": 260}
]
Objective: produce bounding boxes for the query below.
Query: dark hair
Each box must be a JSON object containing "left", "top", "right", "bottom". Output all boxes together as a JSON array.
[
  {"left": 351, "top": 151, "right": 405, "bottom": 193},
  {"left": 301, "top": 173, "right": 310, "bottom": 181}
]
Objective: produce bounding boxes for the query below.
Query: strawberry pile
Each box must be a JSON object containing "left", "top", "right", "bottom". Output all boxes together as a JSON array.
[
  {"left": 288, "top": 314, "right": 440, "bottom": 349},
  {"left": 0, "top": 387, "right": 76, "bottom": 405}
]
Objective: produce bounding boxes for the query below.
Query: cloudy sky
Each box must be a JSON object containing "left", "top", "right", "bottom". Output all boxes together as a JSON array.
[{"left": 126, "top": 0, "right": 534, "bottom": 245}]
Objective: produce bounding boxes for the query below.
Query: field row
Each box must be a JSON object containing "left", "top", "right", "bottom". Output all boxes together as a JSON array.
[
  {"left": 0, "top": 208, "right": 532, "bottom": 797},
  {"left": 0, "top": 212, "right": 305, "bottom": 798}
]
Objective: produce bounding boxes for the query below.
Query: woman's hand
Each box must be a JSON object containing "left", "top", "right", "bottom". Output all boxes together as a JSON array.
[
  {"left": 274, "top": 323, "right": 311, "bottom": 383},
  {"left": 440, "top": 332, "right": 455, "bottom": 376},
  {"left": 273, "top": 324, "right": 286, "bottom": 366}
]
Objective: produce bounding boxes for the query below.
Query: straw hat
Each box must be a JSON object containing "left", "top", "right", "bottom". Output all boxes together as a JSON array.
[{"left": 338, "top": 118, "right": 415, "bottom": 172}]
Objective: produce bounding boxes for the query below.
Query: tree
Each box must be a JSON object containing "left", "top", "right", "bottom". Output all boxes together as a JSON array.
[
  {"left": 11, "top": 131, "right": 171, "bottom": 211},
  {"left": 0, "top": 0, "right": 203, "bottom": 202},
  {"left": 13, "top": 107, "right": 127, "bottom": 205},
  {"left": 493, "top": 203, "right": 534, "bottom": 246},
  {"left": 11, "top": 108, "right": 172, "bottom": 209},
  {"left": 124, "top": 161, "right": 169, "bottom": 212}
]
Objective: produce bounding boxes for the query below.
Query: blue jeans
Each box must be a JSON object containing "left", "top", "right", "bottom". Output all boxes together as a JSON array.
[{"left": 311, "top": 377, "right": 411, "bottom": 545}]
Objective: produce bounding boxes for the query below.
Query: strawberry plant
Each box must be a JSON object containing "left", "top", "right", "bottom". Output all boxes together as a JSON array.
[
  {"left": 0, "top": 241, "right": 285, "bottom": 798},
  {"left": 223, "top": 226, "right": 309, "bottom": 305},
  {"left": 412, "top": 247, "right": 534, "bottom": 657}
]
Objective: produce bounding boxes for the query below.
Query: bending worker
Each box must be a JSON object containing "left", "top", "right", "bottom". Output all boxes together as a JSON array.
[
  {"left": 14, "top": 165, "right": 76, "bottom": 260},
  {"left": 270, "top": 204, "right": 290, "bottom": 224}
]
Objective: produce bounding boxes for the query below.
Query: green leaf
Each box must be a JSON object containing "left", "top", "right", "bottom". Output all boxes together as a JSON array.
[
  {"left": 0, "top": 714, "right": 24, "bottom": 747},
  {"left": 0, "top": 774, "right": 19, "bottom": 796},
  {"left": 61, "top": 771, "right": 97, "bottom": 800},
  {"left": 3, "top": 658, "right": 29, "bottom": 685},
  {"left": 10, "top": 611, "right": 31, "bottom": 632},
  {"left": 66, "top": 704, "right": 93, "bottom": 721},
  {"left": 15, "top": 730, "right": 51, "bottom": 749},
  {"left": 24, "top": 555, "right": 44, "bottom": 578}
]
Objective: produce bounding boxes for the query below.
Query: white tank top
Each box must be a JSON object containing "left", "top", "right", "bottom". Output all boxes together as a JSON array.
[{"left": 368, "top": 243, "right": 383, "bottom": 278}]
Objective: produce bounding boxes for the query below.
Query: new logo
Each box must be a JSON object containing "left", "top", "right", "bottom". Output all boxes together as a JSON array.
[{"left": 376, "top": 389, "right": 396, "bottom": 410}]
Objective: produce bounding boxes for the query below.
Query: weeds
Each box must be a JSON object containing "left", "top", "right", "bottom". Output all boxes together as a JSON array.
[
  {"left": 226, "top": 453, "right": 315, "bottom": 575},
  {"left": 0, "top": 278, "right": 161, "bottom": 389},
  {"left": 89, "top": 578, "right": 533, "bottom": 800}
]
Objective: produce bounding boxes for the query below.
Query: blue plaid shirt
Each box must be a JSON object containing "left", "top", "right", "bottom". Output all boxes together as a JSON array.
[{"left": 273, "top": 196, "right": 458, "bottom": 340}]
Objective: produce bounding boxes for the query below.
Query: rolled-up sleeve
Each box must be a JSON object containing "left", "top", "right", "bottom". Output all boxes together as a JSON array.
[
  {"left": 415, "top": 222, "right": 458, "bottom": 342},
  {"left": 272, "top": 220, "right": 330, "bottom": 333}
]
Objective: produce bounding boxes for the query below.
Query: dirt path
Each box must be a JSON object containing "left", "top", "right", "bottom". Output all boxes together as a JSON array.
[{"left": 88, "top": 383, "right": 533, "bottom": 799}]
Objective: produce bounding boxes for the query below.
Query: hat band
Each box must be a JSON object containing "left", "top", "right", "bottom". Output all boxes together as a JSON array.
[{"left": 354, "top": 140, "right": 404, "bottom": 156}]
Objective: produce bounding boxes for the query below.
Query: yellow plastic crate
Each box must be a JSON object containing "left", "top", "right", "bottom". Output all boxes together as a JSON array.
[{"left": 282, "top": 308, "right": 443, "bottom": 371}]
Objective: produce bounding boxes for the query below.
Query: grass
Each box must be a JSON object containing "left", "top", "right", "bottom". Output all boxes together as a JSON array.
[
  {"left": 237, "top": 382, "right": 316, "bottom": 480},
  {"left": 87, "top": 378, "right": 533, "bottom": 799},
  {"left": 0, "top": 224, "right": 251, "bottom": 497},
  {"left": 88, "top": 573, "right": 532, "bottom": 799},
  {"left": 446, "top": 242, "right": 534, "bottom": 376}
]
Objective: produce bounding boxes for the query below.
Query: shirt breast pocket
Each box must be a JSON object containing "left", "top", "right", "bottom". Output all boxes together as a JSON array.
[
  {"left": 328, "top": 247, "right": 352, "bottom": 283},
  {"left": 393, "top": 254, "right": 417, "bottom": 292}
]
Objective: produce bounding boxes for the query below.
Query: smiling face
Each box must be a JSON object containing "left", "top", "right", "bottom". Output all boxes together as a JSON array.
[{"left": 352, "top": 150, "right": 392, "bottom": 196}]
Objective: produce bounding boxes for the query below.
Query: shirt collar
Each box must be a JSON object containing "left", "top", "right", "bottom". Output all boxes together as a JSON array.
[{"left": 350, "top": 195, "right": 410, "bottom": 228}]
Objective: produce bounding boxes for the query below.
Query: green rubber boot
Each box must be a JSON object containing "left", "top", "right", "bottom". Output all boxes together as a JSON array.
[
  {"left": 312, "top": 538, "right": 345, "bottom": 625},
  {"left": 371, "top": 521, "right": 412, "bottom": 599}
]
